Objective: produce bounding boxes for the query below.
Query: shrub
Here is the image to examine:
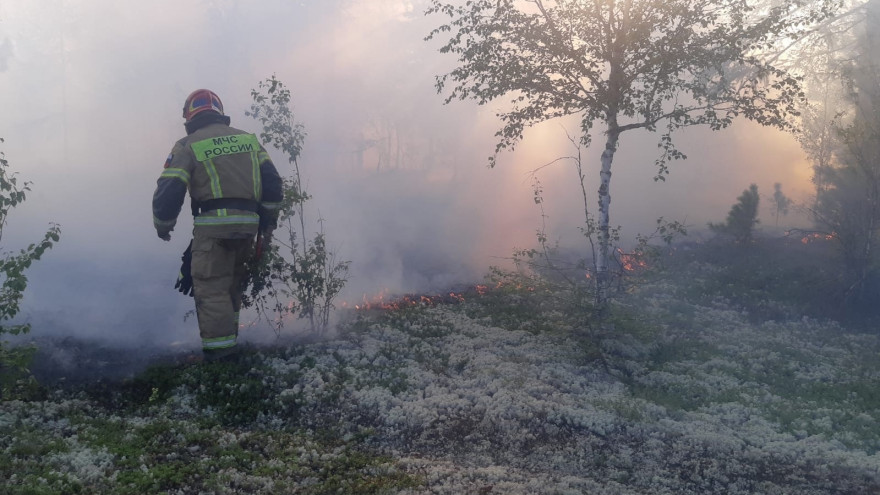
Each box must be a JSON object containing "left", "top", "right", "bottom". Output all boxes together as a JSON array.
[{"left": 0, "top": 138, "right": 60, "bottom": 398}]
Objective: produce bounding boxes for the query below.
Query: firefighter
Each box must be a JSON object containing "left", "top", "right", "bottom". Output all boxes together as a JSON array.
[{"left": 153, "top": 89, "right": 283, "bottom": 361}]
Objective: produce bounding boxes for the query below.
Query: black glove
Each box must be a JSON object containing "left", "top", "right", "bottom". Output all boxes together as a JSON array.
[
  {"left": 175, "top": 240, "right": 194, "bottom": 297},
  {"left": 262, "top": 227, "right": 274, "bottom": 247}
]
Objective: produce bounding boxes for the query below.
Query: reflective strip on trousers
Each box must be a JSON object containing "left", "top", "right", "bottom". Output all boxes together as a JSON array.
[{"left": 203, "top": 335, "right": 237, "bottom": 350}]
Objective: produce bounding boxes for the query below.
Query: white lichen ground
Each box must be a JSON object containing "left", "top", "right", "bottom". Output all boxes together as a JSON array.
[{"left": 2, "top": 269, "right": 880, "bottom": 494}]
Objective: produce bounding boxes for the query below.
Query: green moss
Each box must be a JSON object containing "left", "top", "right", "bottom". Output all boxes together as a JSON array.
[
  {"left": 187, "top": 363, "right": 280, "bottom": 426},
  {"left": 461, "top": 285, "right": 568, "bottom": 335},
  {"left": 5, "top": 473, "right": 83, "bottom": 495},
  {"left": 115, "top": 460, "right": 200, "bottom": 495},
  {"left": 57, "top": 410, "right": 420, "bottom": 494},
  {"left": 665, "top": 238, "right": 850, "bottom": 322},
  {"left": 306, "top": 449, "right": 422, "bottom": 494},
  {"left": 629, "top": 382, "right": 703, "bottom": 412},
  {"left": 647, "top": 340, "right": 720, "bottom": 368},
  {"left": 0, "top": 425, "right": 79, "bottom": 495},
  {"left": 5, "top": 427, "right": 69, "bottom": 458},
  {"left": 594, "top": 398, "right": 647, "bottom": 422}
]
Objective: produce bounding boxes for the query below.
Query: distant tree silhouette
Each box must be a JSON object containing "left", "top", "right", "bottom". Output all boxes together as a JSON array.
[
  {"left": 710, "top": 184, "right": 760, "bottom": 244},
  {"left": 771, "top": 183, "right": 792, "bottom": 227}
]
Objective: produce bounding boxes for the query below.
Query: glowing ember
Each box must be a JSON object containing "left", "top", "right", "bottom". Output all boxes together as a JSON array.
[
  {"left": 617, "top": 248, "right": 649, "bottom": 272},
  {"left": 800, "top": 232, "right": 836, "bottom": 244},
  {"left": 350, "top": 289, "right": 468, "bottom": 311}
]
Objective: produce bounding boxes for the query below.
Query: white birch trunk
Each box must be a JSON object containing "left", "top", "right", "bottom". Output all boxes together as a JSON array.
[{"left": 596, "top": 127, "right": 619, "bottom": 304}]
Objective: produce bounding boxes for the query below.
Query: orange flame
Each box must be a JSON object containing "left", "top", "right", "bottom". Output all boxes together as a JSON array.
[
  {"left": 617, "top": 248, "right": 649, "bottom": 272},
  {"left": 350, "top": 289, "right": 469, "bottom": 311},
  {"left": 800, "top": 232, "right": 836, "bottom": 244}
]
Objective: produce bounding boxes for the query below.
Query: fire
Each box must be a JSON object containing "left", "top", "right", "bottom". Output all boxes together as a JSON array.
[
  {"left": 350, "top": 289, "right": 467, "bottom": 311},
  {"left": 617, "top": 248, "right": 649, "bottom": 272},
  {"left": 799, "top": 232, "right": 836, "bottom": 244}
]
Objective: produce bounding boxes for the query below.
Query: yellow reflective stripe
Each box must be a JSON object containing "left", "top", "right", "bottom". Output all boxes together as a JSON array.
[
  {"left": 153, "top": 216, "right": 176, "bottom": 227},
  {"left": 251, "top": 150, "right": 261, "bottom": 201},
  {"left": 261, "top": 201, "right": 282, "bottom": 211},
  {"left": 202, "top": 335, "right": 237, "bottom": 349},
  {"left": 257, "top": 151, "right": 272, "bottom": 201},
  {"left": 160, "top": 167, "right": 191, "bottom": 185},
  {"left": 203, "top": 158, "right": 222, "bottom": 198},
  {"left": 197, "top": 210, "right": 257, "bottom": 218},
  {"left": 191, "top": 134, "right": 260, "bottom": 161},
  {"left": 193, "top": 214, "right": 259, "bottom": 226}
]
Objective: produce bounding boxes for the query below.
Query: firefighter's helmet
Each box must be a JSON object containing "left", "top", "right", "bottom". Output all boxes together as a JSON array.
[{"left": 182, "top": 89, "right": 224, "bottom": 122}]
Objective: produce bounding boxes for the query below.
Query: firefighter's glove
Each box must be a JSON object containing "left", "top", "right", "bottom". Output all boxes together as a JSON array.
[
  {"left": 175, "top": 270, "right": 194, "bottom": 296},
  {"left": 175, "top": 241, "right": 194, "bottom": 297},
  {"left": 157, "top": 229, "right": 171, "bottom": 241},
  {"left": 258, "top": 211, "right": 278, "bottom": 233}
]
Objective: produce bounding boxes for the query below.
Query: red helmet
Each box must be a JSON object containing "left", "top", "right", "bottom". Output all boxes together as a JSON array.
[{"left": 182, "top": 89, "right": 224, "bottom": 121}]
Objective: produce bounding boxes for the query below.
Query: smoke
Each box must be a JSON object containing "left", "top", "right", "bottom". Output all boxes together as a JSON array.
[
  {"left": 0, "top": 37, "right": 11, "bottom": 72},
  {"left": 0, "top": 0, "right": 815, "bottom": 349}
]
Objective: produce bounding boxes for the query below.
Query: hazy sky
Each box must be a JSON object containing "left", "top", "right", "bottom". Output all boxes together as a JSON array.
[{"left": 0, "top": 0, "right": 815, "bottom": 346}]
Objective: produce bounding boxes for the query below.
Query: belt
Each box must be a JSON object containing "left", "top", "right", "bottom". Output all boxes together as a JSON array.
[{"left": 194, "top": 198, "right": 260, "bottom": 215}]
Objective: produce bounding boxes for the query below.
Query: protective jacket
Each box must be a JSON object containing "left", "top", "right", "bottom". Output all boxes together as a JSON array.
[{"left": 152, "top": 114, "right": 283, "bottom": 238}]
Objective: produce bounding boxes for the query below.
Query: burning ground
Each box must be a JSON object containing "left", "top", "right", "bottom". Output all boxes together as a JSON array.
[{"left": 2, "top": 239, "right": 880, "bottom": 494}]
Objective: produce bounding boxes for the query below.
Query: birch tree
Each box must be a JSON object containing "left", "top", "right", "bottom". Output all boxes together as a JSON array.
[{"left": 426, "top": 0, "right": 840, "bottom": 303}]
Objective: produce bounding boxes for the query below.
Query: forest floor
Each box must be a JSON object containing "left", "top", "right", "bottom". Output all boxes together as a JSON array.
[{"left": 2, "top": 237, "right": 880, "bottom": 494}]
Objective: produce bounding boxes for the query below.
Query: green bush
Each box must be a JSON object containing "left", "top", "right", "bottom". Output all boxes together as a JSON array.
[
  {"left": 243, "top": 76, "right": 349, "bottom": 333},
  {"left": 0, "top": 138, "right": 60, "bottom": 398}
]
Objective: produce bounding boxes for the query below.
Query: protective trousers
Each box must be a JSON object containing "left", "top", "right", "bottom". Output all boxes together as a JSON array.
[{"left": 191, "top": 233, "right": 252, "bottom": 354}]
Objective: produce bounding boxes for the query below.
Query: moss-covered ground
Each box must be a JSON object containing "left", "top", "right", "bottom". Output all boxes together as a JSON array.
[{"left": 2, "top": 235, "right": 880, "bottom": 494}]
